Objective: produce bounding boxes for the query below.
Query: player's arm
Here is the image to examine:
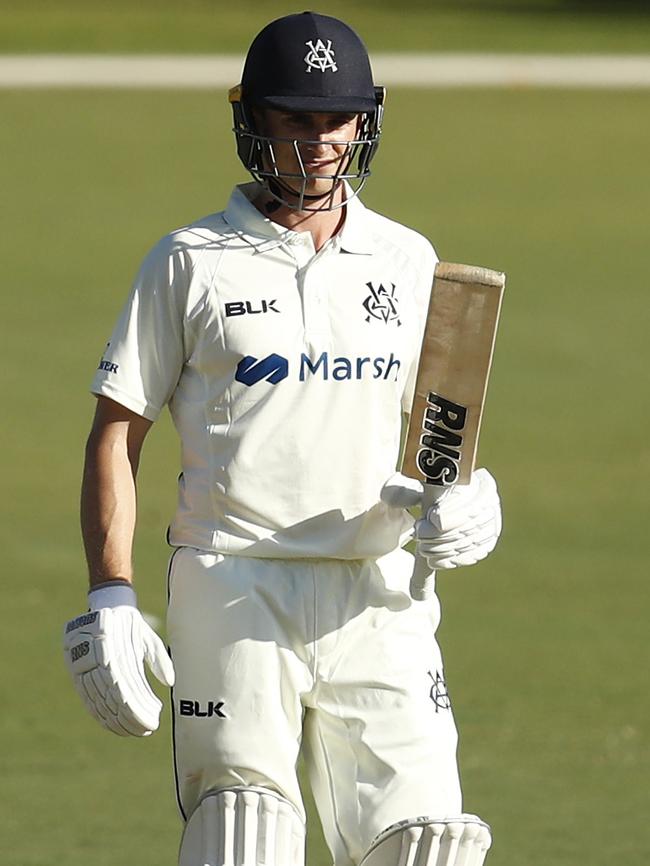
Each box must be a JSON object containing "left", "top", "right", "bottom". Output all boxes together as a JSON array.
[
  {"left": 81, "top": 395, "right": 152, "bottom": 584},
  {"left": 64, "top": 395, "right": 174, "bottom": 737}
]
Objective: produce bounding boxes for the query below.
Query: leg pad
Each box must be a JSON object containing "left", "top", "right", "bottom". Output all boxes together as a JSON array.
[
  {"left": 360, "top": 814, "right": 492, "bottom": 866},
  {"left": 178, "top": 786, "right": 305, "bottom": 866}
]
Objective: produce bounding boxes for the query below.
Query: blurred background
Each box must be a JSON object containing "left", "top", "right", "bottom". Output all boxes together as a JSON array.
[{"left": 1, "top": 1, "right": 649, "bottom": 864}]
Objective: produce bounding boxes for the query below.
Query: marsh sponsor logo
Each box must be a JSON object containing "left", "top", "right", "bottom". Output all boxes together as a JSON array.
[
  {"left": 235, "top": 352, "right": 402, "bottom": 386},
  {"left": 299, "top": 351, "right": 401, "bottom": 382},
  {"left": 235, "top": 354, "right": 289, "bottom": 385}
]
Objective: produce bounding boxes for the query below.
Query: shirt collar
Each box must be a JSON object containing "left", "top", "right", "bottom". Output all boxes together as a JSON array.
[
  {"left": 223, "top": 182, "right": 374, "bottom": 255},
  {"left": 336, "top": 189, "right": 374, "bottom": 255},
  {"left": 223, "top": 183, "right": 291, "bottom": 251}
]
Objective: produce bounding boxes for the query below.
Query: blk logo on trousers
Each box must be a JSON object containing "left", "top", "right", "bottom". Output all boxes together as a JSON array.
[{"left": 179, "top": 700, "right": 227, "bottom": 718}]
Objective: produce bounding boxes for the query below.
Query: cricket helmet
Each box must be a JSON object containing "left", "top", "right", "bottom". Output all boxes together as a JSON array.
[{"left": 229, "top": 11, "right": 385, "bottom": 210}]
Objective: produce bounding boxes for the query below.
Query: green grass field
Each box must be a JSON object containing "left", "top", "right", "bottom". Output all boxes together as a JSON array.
[
  {"left": 2, "top": 3, "right": 650, "bottom": 863},
  {"left": 1, "top": 0, "right": 650, "bottom": 53}
]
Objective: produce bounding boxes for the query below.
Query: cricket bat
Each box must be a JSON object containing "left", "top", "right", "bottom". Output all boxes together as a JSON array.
[{"left": 402, "top": 261, "right": 505, "bottom": 600}]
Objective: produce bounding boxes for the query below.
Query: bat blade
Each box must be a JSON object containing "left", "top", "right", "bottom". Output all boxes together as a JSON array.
[{"left": 403, "top": 261, "right": 505, "bottom": 598}]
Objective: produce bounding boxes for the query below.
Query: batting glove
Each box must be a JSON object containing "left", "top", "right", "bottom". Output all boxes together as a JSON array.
[
  {"left": 381, "top": 467, "right": 502, "bottom": 569},
  {"left": 63, "top": 582, "right": 175, "bottom": 737}
]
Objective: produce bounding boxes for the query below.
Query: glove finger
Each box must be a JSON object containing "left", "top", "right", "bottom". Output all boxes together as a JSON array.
[
  {"left": 117, "top": 666, "right": 163, "bottom": 732},
  {"left": 142, "top": 625, "right": 176, "bottom": 688},
  {"left": 425, "top": 536, "right": 499, "bottom": 570},
  {"left": 418, "top": 520, "right": 500, "bottom": 556},
  {"left": 416, "top": 507, "right": 497, "bottom": 542},
  {"left": 380, "top": 472, "right": 424, "bottom": 509},
  {"left": 116, "top": 702, "right": 155, "bottom": 737},
  {"left": 73, "top": 674, "right": 112, "bottom": 729},
  {"left": 427, "top": 500, "right": 497, "bottom": 529},
  {"left": 443, "top": 544, "right": 493, "bottom": 567},
  {"left": 426, "top": 555, "right": 459, "bottom": 570},
  {"left": 106, "top": 669, "right": 161, "bottom": 734},
  {"left": 426, "top": 479, "right": 479, "bottom": 532},
  {"left": 88, "top": 666, "right": 150, "bottom": 736},
  {"left": 105, "top": 612, "right": 163, "bottom": 733},
  {"left": 77, "top": 671, "right": 133, "bottom": 736},
  {"left": 428, "top": 469, "right": 498, "bottom": 532}
]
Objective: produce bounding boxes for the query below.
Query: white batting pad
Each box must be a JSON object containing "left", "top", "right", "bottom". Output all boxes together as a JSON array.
[
  {"left": 360, "top": 815, "right": 492, "bottom": 866},
  {"left": 178, "top": 786, "right": 305, "bottom": 866}
]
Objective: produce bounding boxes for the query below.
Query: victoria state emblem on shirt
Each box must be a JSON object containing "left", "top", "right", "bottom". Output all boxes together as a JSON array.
[{"left": 363, "top": 281, "right": 401, "bottom": 326}]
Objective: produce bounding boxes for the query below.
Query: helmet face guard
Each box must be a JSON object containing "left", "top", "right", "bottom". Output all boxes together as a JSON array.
[{"left": 229, "top": 85, "right": 385, "bottom": 211}]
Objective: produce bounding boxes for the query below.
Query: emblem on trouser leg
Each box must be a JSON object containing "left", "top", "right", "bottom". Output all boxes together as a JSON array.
[
  {"left": 359, "top": 814, "right": 492, "bottom": 866},
  {"left": 178, "top": 785, "right": 305, "bottom": 866}
]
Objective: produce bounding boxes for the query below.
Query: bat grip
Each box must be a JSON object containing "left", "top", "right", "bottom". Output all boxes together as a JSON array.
[{"left": 409, "top": 483, "right": 448, "bottom": 601}]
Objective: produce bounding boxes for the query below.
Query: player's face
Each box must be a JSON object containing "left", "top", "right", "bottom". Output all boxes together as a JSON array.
[{"left": 257, "top": 109, "right": 361, "bottom": 202}]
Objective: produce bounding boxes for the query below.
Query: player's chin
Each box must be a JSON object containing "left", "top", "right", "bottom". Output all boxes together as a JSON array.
[
  {"left": 303, "top": 175, "right": 343, "bottom": 200},
  {"left": 279, "top": 174, "right": 344, "bottom": 210}
]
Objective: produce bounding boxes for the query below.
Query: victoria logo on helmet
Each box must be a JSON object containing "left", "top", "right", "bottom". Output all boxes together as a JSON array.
[{"left": 304, "top": 39, "right": 338, "bottom": 73}]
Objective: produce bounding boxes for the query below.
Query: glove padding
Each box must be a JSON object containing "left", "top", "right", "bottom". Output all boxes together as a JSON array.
[
  {"left": 381, "top": 467, "right": 502, "bottom": 570},
  {"left": 63, "top": 602, "right": 175, "bottom": 736}
]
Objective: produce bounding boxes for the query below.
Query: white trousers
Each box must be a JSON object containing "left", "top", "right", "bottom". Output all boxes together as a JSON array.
[{"left": 167, "top": 546, "right": 462, "bottom": 866}]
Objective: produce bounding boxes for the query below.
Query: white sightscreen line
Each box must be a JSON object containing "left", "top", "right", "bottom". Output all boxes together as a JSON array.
[{"left": 1, "top": 54, "right": 650, "bottom": 88}]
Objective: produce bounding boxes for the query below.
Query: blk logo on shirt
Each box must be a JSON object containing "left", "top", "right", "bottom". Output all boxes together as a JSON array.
[{"left": 225, "top": 300, "right": 280, "bottom": 317}]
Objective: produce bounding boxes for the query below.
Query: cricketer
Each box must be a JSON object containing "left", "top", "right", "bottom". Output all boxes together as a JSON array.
[{"left": 63, "top": 13, "right": 502, "bottom": 866}]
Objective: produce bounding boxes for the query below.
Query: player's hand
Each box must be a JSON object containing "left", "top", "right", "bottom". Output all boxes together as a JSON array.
[
  {"left": 416, "top": 468, "right": 502, "bottom": 568},
  {"left": 381, "top": 467, "right": 502, "bottom": 569},
  {"left": 63, "top": 584, "right": 175, "bottom": 737}
]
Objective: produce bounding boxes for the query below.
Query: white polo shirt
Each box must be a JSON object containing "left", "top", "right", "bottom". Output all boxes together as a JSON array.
[{"left": 91, "top": 183, "right": 436, "bottom": 559}]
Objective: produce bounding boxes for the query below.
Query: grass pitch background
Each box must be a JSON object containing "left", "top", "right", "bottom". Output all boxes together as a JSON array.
[
  {"left": 1, "top": 3, "right": 649, "bottom": 864},
  {"left": 2, "top": 0, "right": 650, "bottom": 54}
]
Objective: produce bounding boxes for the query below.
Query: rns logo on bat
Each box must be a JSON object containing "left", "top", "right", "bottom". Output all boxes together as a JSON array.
[
  {"left": 416, "top": 392, "right": 467, "bottom": 485},
  {"left": 235, "top": 352, "right": 401, "bottom": 386}
]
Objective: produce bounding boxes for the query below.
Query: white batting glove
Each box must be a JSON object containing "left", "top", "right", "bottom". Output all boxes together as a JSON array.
[
  {"left": 381, "top": 468, "right": 502, "bottom": 570},
  {"left": 63, "top": 582, "right": 175, "bottom": 737}
]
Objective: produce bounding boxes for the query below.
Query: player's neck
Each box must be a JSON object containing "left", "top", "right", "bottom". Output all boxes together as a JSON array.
[{"left": 255, "top": 190, "right": 346, "bottom": 252}]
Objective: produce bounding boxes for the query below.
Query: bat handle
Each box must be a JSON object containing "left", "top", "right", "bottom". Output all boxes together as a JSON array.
[{"left": 409, "top": 483, "right": 448, "bottom": 601}]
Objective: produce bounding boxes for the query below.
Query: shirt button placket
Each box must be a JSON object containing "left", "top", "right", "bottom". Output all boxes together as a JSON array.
[
  {"left": 288, "top": 236, "right": 329, "bottom": 350},
  {"left": 303, "top": 262, "right": 330, "bottom": 352}
]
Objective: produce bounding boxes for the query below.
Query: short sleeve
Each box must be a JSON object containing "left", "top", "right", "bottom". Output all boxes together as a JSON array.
[
  {"left": 401, "top": 238, "right": 437, "bottom": 414},
  {"left": 90, "top": 239, "right": 190, "bottom": 421}
]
